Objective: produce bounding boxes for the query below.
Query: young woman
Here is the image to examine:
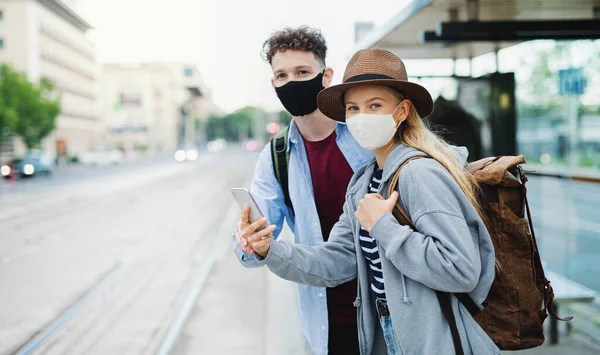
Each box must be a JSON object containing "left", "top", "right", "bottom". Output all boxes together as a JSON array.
[{"left": 243, "top": 49, "right": 499, "bottom": 355}]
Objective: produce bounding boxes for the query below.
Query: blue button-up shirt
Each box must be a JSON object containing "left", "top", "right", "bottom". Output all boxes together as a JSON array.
[{"left": 233, "top": 119, "right": 373, "bottom": 355}]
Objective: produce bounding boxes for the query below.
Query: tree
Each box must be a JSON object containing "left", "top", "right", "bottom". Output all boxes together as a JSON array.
[
  {"left": 205, "top": 106, "right": 269, "bottom": 141},
  {"left": 0, "top": 65, "right": 21, "bottom": 141},
  {"left": 0, "top": 64, "right": 60, "bottom": 151}
]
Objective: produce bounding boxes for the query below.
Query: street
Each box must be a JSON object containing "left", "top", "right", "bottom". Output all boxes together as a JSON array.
[
  {"left": 0, "top": 151, "right": 599, "bottom": 355},
  {"left": 0, "top": 148, "right": 262, "bottom": 355}
]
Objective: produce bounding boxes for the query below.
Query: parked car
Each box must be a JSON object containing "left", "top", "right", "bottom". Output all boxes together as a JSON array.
[{"left": 1, "top": 153, "right": 55, "bottom": 178}]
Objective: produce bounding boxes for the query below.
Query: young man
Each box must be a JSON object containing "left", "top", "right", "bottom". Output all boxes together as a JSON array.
[{"left": 232, "top": 27, "right": 372, "bottom": 355}]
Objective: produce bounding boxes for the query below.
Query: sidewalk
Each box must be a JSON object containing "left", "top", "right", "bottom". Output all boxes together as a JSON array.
[
  {"left": 500, "top": 326, "right": 600, "bottom": 355},
  {"left": 172, "top": 226, "right": 310, "bottom": 355},
  {"left": 179, "top": 226, "right": 600, "bottom": 355}
]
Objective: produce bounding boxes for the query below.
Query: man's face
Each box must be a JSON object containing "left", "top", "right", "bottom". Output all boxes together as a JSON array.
[{"left": 270, "top": 50, "right": 332, "bottom": 88}]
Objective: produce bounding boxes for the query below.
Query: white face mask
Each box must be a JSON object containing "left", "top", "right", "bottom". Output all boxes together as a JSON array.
[{"left": 345, "top": 106, "right": 401, "bottom": 150}]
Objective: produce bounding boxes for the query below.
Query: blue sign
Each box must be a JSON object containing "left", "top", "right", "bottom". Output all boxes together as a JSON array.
[{"left": 558, "top": 68, "right": 586, "bottom": 96}]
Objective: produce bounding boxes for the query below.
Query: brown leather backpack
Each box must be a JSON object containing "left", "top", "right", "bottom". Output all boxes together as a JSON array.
[{"left": 388, "top": 155, "right": 571, "bottom": 353}]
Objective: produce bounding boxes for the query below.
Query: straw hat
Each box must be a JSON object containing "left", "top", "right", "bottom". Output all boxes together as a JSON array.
[{"left": 317, "top": 48, "right": 433, "bottom": 121}]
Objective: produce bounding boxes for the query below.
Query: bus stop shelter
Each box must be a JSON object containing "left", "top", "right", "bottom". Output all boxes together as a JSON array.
[
  {"left": 355, "top": 0, "right": 600, "bottom": 61},
  {"left": 353, "top": 0, "right": 599, "bottom": 159}
]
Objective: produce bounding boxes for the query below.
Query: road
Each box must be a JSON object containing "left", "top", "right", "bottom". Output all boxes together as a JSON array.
[{"left": 0, "top": 148, "right": 261, "bottom": 355}]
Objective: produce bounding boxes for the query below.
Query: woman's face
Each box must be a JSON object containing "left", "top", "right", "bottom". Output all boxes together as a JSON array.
[{"left": 344, "top": 85, "right": 410, "bottom": 124}]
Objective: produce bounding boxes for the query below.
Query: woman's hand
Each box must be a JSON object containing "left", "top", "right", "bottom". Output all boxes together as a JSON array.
[{"left": 355, "top": 191, "right": 399, "bottom": 232}]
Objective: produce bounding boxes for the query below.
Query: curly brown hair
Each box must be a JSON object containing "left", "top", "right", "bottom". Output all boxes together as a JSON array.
[{"left": 262, "top": 26, "right": 327, "bottom": 66}]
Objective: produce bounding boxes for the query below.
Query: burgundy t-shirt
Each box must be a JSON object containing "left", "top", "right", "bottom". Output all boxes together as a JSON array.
[{"left": 303, "top": 131, "right": 358, "bottom": 325}]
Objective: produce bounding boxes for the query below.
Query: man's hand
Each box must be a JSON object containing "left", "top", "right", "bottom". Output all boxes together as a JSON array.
[
  {"left": 244, "top": 219, "right": 275, "bottom": 258},
  {"left": 235, "top": 206, "right": 275, "bottom": 257},
  {"left": 355, "top": 191, "right": 399, "bottom": 232},
  {"left": 235, "top": 206, "right": 256, "bottom": 254}
]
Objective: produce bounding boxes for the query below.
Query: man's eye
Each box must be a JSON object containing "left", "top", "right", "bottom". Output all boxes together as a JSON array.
[
  {"left": 277, "top": 73, "right": 286, "bottom": 79},
  {"left": 298, "top": 70, "right": 308, "bottom": 75}
]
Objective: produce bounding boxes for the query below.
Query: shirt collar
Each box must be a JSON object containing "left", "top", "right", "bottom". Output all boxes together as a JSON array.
[{"left": 288, "top": 119, "right": 346, "bottom": 145}]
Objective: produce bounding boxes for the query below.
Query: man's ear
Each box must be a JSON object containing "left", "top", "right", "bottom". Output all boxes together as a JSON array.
[
  {"left": 322, "top": 67, "right": 334, "bottom": 87},
  {"left": 271, "top": 77, "right": 275, "bottom": 89}
]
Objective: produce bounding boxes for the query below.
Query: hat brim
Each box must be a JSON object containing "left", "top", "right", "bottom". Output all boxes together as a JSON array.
[{"left": 317, "top": 79, "right": 434, "bottom": 122}]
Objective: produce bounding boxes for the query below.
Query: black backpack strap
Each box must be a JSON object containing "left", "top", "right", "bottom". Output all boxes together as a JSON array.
[
  {"left": 456, "top": 293, "right": 481, "bottom": 317},
  {"left": 436, "top": 291, "right": 466, "bottom": 355},
  {"left": 270, "top": 127, "right": 294, "bottom": 216}
]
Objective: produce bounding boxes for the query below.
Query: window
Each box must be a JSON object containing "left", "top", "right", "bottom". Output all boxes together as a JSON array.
[
  {"left": 0, "top": 10, "right": 3, "bottom": 20},
  {"left": 0, "top": 38, "right": 4, "bottom": 49},
  {"left": 184, "top": 67, "right": 193, "bottom": 77}
]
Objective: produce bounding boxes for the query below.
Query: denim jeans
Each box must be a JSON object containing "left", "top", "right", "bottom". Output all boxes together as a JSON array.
[{"left": 376, "top": 298, "right": 402, "bottom": 355}]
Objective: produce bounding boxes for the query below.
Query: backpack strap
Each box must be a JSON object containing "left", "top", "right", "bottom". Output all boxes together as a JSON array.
[
  {"left": 386, "top": 156, "right": 425, "bottom": 229},
  {"left": 388, "top": 155, "right": 480, "bottom": 355},
  {"left": 518, "top": 167, "right": 572, "bottom": 322},
  {"left": 437, "top": 291, "right": 466, "bottom": 355},
  {"left": 270, "top": 127, "right": 294, "bottom": 216}
]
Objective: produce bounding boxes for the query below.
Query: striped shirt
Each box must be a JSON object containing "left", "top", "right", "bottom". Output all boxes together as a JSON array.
[{"left": 359, "top": 167, "right": 386, "bottom": 299}]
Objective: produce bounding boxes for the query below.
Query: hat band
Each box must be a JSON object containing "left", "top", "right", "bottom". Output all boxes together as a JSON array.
[{"left": 345, "top": 73, "right": 393, "bottom": 83}]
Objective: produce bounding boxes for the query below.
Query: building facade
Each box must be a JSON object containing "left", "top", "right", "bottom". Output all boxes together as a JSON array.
[
  {"left": 101, "top": 62, "right": 218, "bottom": 155},
  {"left": 0, "top": 0, "right": 101, "bottom": 159}
]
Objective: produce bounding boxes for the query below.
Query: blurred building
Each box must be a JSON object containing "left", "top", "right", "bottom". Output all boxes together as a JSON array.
[
  {"left": 101, "top": 62, "right": 220, "bottom": 155},
  {"left": 0, "top": 0, "right": 102, "bottom": 159}
]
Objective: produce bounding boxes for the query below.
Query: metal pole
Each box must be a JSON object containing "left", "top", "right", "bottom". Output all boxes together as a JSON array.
[
  {"left": 495, "top": 44, "right": 500, "bottom": 73},
  {"left": 568, "top": 94, "right": 580, "bottom": 167},
  {"left": 550, "top": 303, "right": 559, "bottom": 345}
]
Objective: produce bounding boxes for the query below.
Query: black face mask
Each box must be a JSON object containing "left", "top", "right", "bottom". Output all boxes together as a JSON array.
[{"left": 275, "top": 72, "right": 324, "bottom": 117}]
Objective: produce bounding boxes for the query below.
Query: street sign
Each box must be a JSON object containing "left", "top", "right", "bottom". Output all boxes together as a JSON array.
[{"left": 558, "top": 68, "right": 586, "bottom": 96}]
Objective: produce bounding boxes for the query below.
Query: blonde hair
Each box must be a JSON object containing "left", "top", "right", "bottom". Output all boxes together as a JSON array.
[{"left": 395, "top": 97, "right": 482, "bottom": 215}]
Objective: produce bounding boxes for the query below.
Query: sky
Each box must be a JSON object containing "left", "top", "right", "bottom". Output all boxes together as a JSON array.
[{"left": 72, "top": 0, "right": 414, "bottom": 113}]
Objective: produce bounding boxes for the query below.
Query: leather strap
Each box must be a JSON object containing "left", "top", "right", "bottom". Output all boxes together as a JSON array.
[
  {"left": 518, "top": 167, "right": 572, "bottom": 322},
  {"left": 387, "top": 156, "right": 425, "bottom": 229}
]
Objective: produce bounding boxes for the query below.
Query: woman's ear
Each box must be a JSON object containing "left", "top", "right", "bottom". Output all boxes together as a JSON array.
[
  {"left": 395, "top": 99, "right": 411, "bottom": 124},
  {"left": 322, "top": 67, "right": 334, "bottom": 87}
]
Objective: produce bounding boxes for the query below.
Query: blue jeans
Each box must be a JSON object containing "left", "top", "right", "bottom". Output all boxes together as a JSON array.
[{"left": 376, "top": 298, "right": 402, "bottom": 355}]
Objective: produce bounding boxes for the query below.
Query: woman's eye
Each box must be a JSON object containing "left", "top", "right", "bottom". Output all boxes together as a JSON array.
[
  {"left": 346, "top": 106, "right": 358, "bottom": 111},
  {"left": 370, "top": 103, "right": 382, "bottom": 109}
]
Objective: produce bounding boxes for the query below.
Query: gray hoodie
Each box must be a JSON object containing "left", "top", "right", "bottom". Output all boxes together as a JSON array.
[{"left": 262, "top": 144, "right": 500, "bottom": 355}]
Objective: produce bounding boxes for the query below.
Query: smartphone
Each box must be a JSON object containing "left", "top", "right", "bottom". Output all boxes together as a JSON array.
[{"left": 230, "top": 188, "right": 269, "bottom": 231}]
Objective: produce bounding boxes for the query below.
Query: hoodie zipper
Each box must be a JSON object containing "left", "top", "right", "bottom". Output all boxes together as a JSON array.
[{"left": 348, "top": 196, "right": 366, "bottom": 355}]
